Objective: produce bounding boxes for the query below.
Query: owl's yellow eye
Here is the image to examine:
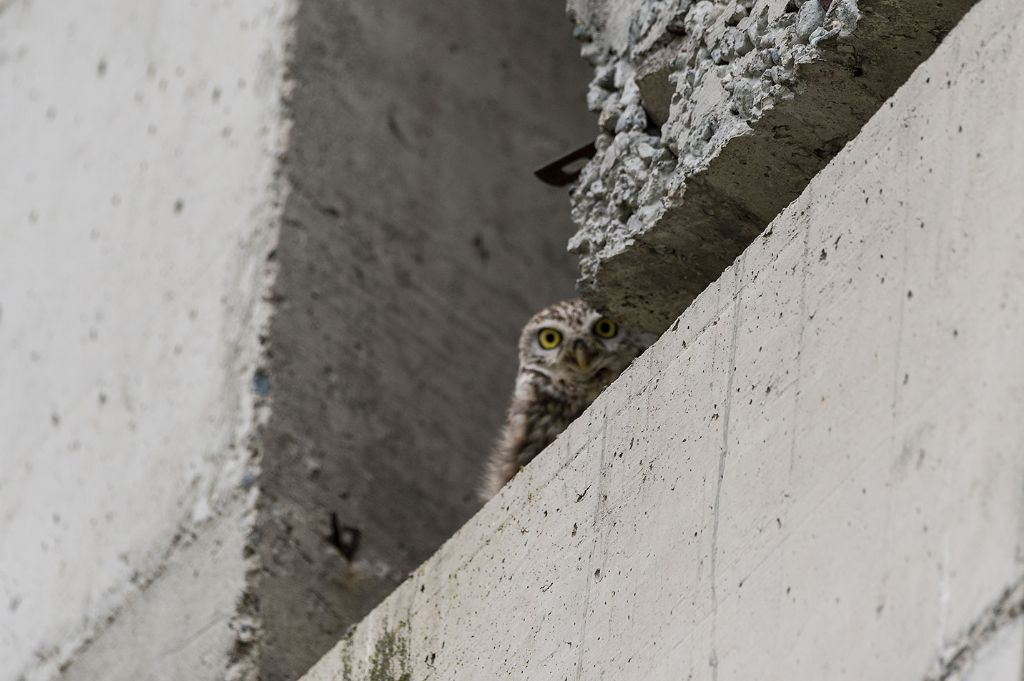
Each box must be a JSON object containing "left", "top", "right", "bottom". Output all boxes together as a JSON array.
[
  {"left": 593, "top": 317, "right": 618, "bottom": 339},
  {"left": 537, "top": 328, "right": 562, "bottom": 350}
]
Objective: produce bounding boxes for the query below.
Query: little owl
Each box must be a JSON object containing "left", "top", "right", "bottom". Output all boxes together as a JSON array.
[{"left": 480, "top": 298, "right": 648, "bottom": 500}]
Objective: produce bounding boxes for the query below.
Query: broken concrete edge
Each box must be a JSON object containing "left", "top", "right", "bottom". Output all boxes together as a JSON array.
[
  {"left": 573, "top": 51, "right": 868, "bottom": 330},
  {"left": 13, "top": 11, "right": 300, "bottom": 681},
  {"left": 568, "top": 0, "right": 864, "bottom": 290},
  {"left": 220, "top": 9, "right": 305, "bottom": 681},
  {"left": 566, "top": 0, "right": 978, "bottom": 331}
]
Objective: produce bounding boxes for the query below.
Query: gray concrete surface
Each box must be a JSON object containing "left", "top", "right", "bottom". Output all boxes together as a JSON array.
[
  {"left": 59, "top": 499, "right": 255, "bottom": 681},
  {"left": 253, "top": 1, "right": 594, "bottom": 678},
  {"left": 1, "top": 0, "right": 595, "bottom": 678},
  {"left": 299, "top": 0, "right": 1024, "bottom": 676},
  {"left": 566, "top": 0, "right": 980, "bottom": 332},
  {"left": 0, "top": 0, "right": 289, "bottom": 679}
]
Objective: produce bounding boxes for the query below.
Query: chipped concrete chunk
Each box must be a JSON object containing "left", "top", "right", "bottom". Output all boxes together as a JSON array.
[{"left": 567, "top": 0, "right": 979, "bottom": 331}]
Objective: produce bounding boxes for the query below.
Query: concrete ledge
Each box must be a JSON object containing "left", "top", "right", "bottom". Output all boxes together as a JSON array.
[
  {"left": 568, "top": 0, "right": 979, "bottom": 331},
  {"left": 300, "top": 0, "right": 1024, "bottom": 676}
]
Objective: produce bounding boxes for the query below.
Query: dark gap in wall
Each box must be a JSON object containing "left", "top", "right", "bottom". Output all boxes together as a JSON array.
[{"left": 254, "top": 1, "right": 595, "bottom": 678}]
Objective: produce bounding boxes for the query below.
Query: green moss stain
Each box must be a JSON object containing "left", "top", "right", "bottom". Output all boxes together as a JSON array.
[
  {"left": 340, "top": 644, "right": 353, "bottom": 681},
  {"left": 367, "top": 621, "right": 412, "bottom": 681}
]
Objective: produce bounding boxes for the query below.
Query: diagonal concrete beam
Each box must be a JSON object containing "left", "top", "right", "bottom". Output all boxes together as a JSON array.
[{"left": 298, "top": 0, "right": 1024, "bottom": 676}]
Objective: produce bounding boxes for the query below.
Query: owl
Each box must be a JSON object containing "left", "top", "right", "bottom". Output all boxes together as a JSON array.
[{"left": 480, "top": 298, "right": 649, "bottom": 500}]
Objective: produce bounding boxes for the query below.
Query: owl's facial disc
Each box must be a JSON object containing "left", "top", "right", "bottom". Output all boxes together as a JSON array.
[
  {"left": 513, "top": 299, "right": 649, "bottom": 408},
  {"left": 527, "top": 321, "right": 620, "bottom": 379}
]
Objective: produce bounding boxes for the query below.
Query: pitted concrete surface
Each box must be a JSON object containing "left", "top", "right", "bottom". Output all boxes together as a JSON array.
[
  {"left": 0, "top": 0, "right": 593, "bottom": 679},
  {"left": 567, "top": 0, "right": 979, "bottom": 331},
  {"left": 57, "top": 500, "right": 254, "bottom": 681},
  {"left": 0, "top": 1, "right": 289, "bottom": 679},
  {"left": 1, "top": 0, "right": 593, "bottom": 679},
  {"left": 300, "top": 0, "right": 1024, "bottom": 676}
]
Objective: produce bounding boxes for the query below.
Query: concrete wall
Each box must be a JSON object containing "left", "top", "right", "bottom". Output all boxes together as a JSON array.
[
  {"left": 0, "top": 0, "right": 594, "bottom": 679},
  {"left": 0, "top": 1, "right": 289, "bottom": 679},
  {"left": 254, "top": 1, "right": 593, "bottom": 678},
  {"left": 299, "top": 0, "right": 1024, "bottom": 676}
]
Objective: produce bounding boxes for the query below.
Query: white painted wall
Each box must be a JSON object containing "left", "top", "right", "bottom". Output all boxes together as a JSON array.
[
  {"left": 0, "top": 1, "right": 290, "bottom": 678},
  {"left": 301, "top": 0, "right": 1024, "bottom": 677}
]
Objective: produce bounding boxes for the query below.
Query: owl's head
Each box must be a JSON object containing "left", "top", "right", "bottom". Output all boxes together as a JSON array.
[{"left": 517, "top": 298, "right": 648, "bottom": 394}]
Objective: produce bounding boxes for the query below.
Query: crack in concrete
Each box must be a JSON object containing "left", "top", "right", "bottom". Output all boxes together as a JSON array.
[
  {"left": 924, "top": 576, "right": 1024, "bottom": 681},
  {"left": 708, "top": 259, "right": 745, "bottom": 681},
  {"left": 573, "top": 410, "right": 610, "bottom": 681},
  {"left": 788, "top": 210, "right": 813, "bottom": 478}
]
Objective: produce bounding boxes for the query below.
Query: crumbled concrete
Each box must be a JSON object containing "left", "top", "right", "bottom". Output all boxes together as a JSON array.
[
  {"left": 0, "top": 0, "right": 290, "bottom": 679},
  {"left": 299, "top": 0, "right": 1024, "bottom": 676},
  {"left": 567, "top": 0, "right": 980, "bottom": 331}
]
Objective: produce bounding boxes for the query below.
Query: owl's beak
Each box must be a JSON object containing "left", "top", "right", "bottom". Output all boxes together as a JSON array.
[{"left": 574, "top": 342, "right": 592, "bottom": 372}]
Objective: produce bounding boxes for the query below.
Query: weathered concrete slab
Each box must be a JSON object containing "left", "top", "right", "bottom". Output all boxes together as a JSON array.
[
  {"left": 59, "top": 499, "right": 255, "bottom": 681},
  {"left": 567, "top": 0, "right": 981, "bottom": 331},
  {"left": 1, "top": 0, "right": 593, "bottom": 678},
  {"left": 299, "top": 0, "right": 1024, "bottom": 676},
  {"left": 0, "top": 0, "right": 289, "bottom": 678}
]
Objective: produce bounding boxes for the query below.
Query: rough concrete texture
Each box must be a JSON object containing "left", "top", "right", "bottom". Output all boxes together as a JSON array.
[
  {"left": 1, "top": 0, "right": 593, "bottom": 678},
  {"left": 59, "top": 499, "right": 254, "bottom": 681},
  {"left": 300, "top": 0, "right": 1024, "bottom": 676},
  {"left": 0, "top": 0, "right": 595, "bottom": 679},
  {"left": 0, "top": 0, "right": 290, "bottom": 679},
  {"left": 251, "top": 1, "right": 593, "bottom": 679},
  {"left": 566, "top": 0, "right": 980, "bottom": 331},
  {"left": 958, "top": 619, "right": 1024, "bottom": 681}
]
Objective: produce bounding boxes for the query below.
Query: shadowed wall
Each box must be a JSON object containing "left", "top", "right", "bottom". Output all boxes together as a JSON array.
[{"left": 256, "top": 1, "right": 594, "bottom": 678}]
